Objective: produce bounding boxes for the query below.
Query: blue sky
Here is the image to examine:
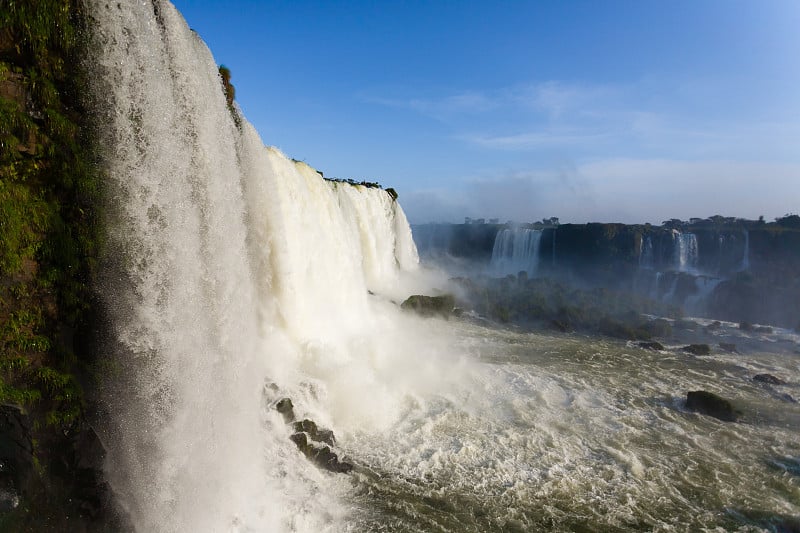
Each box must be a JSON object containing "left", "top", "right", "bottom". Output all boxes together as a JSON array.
[{"left": 172, "top": 0, "right": 800, "bottom": 224}]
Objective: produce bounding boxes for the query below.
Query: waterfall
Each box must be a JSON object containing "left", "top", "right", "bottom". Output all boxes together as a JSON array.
[
  {"left": 740, "top": 230, "right": 751, "bottom": 271},
  {"left": 85, "top": 1, "right": 430, "bottom": 530},
  {"left": 673, "top": 231, "right": 698, "bottom": 272},
  {"left": 639, "top": 235, "right": 654, "bottom": 269},
  {"left": 489, "top": 228, "right": 542, "bottom": 277}
]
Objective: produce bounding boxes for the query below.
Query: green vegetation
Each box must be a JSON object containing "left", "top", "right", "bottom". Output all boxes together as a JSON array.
[{"left": 1, "top": 0, "right": 99, "bottom": 437}]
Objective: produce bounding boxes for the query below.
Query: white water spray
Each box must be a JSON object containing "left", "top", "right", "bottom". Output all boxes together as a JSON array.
[{"left": 86, "top": 1, "right": 440, "bottom": 530}]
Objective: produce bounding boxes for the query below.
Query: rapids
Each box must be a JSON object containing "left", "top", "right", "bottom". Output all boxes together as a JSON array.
[{"left": 84, "top": 1, "right": 799, "bottom": 532}]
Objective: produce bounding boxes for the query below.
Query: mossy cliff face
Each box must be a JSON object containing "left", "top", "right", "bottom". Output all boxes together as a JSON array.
[{"left": 1, "top": 1, "right": 120, "bottom": 529}]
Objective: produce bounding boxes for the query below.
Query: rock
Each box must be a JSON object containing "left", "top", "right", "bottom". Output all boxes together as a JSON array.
[
  {"left": 739, "top": 321, "right": 754, "bottom": 331},
  {"left": 754, "top": 325, "right": 774, "bottom": 334},
  {"left": 401, "top": 294, "right": 455, "bottom": 318},
  {"left": 638, "top": 341, "right": 664, "bottom": 351},
  {"left": 719, "top": 342, "right": 738, "bottom": 353},
  {"left": 0, "top": 405, "right": 34, "bottom": 504},
  {"left": 289, "top": 431, "right": 309, "bottom": 451},
  {"left": 310, "top": 444, "right": 353, "bottom": 474},
  {"left": 753, "top": 373, "right": 785, "bottom": 385},
  {"left": 778, "top": 393, "right": 797, "bottom": 404},
  {"left": 385, "top": 187, "right": 398, "bottom": 201},
  {"left": 289, "top": 433, "right": 352, "bottom": 474},
  {"left": 293, "top": 419, "right": 335, "bottom": 446},
  {"left": 0, "top": 406, "right": 126, "bottom": 528},
  {"left": 682, "top": 344, "right": 711, "bottom": 355},
  {"left": 275, "top": 398, "right": 295, "bottom": 423},
  {"left": 685, "top": 390, "right": 739, "bottom": 422},
  {"left": 277, "top": 400, "right": 351, "bottom": 474},
  {"left": 705, "top": 320, "right": 722, "bottom": 331}
]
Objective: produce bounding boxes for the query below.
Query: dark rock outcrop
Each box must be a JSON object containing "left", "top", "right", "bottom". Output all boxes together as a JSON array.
[
  {"left": 275, "top": 398, "right": 295, "bottom": 423},
  {"left": 638, "top": 341, "right": 664, "bottom": 351},
  {"left": 289, "top": 432, "right": 353, "bottom": 474},
  {"left": 401, "top": 294, "right": 456, "bottom": 318},
  {"left": 682, "top": 344, "right": 711, "bottom": 355},
  {"left": 0, "top": 405, "right": 127, "bottom": 530},
  {"left": 685, "top": 390, "right": 739, "bottom": 422},
  {"left": 272, "top": 399, "right": 352, "bottom": 474},
  {"left": 719, "top": 342, "right": 738, "bottom": 353},
  {"left": 0, "top": 405, "right": 34, "bottom": 513},
  {"left": 753, "top": 374, "right": 785, "bottom": 385},
  {"left": 293, "top": 419, "right": 335, "bottom": 446}
]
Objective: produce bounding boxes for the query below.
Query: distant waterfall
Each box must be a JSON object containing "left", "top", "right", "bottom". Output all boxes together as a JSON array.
[
  {"left": 673, "top": 231, "right": 699, "bottom": 272},
  {"left": 740, "top": 230, "right": 750, "bottom": 271},
  {"left": 490, "top": 228, "right": 542, "bottom": 277},
  {"left": 639, "top": 235, "right": 654, "bottom": 269}
]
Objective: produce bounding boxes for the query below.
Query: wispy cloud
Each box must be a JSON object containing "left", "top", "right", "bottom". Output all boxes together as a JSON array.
[
  {"left": 361, "top": 90, "right": 498, "bottom": 118},
  {"left": 365, "top": 78, "right": 799, "bottom": 161},
  {"left": 402, "top": 158, "right": 800, "bottom": 225},
  {"left": 461, "top": 130, "right": 610, "bottom": 149}
]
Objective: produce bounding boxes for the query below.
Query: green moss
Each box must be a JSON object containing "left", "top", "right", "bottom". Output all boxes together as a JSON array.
[{"left": 1, "top": 0, "right": 100, "bottom": 436}]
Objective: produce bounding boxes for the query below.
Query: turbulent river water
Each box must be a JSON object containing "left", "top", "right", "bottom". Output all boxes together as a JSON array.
[
  {"left": 340, "top": 318, "right": 800, "bottom": 532},
  {"left": 84, "top": 1, "right": 799, "bottom": 531}
]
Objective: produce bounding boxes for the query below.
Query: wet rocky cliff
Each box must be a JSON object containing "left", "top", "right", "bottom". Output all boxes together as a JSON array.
[{"left": 413, "top": 217, "right": 800, "bottom": 328}]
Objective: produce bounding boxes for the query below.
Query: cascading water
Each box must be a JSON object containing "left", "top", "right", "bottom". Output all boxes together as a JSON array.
[
  {"left": 85, "top": 1, "right": 444, "bottom": 530},
  {"left": 639, "top": 235, "right": 654, "bottom": 269},
  {"left": 82, "top": 2, "right": 799, "bottom": 531},
  {"left": 740, "top": 229, "right": 751, "bottom": 271},
  {"left": 489, "top": 228, "right": 542, "bottom": 277},
  {"left": 673, "top": 231, "right": 699, "bottom": 272}
]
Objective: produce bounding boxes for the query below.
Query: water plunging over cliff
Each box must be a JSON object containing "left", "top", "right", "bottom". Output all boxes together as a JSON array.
[
  {"left": 740, "top": 230, "right": 750, "bottom": 271},
  {"left": 86, "top": 1, "right": 430, "bottom": 529},
  {"left": 673, "top": 231, "right": 699, "bottom": 272},
  {"left": 639, "top": 235, "right": 655, "bottom": 269},
  {"left": 489, "top": 228, "right": 543, "bottom": 277},
  {"left": 80, "top": 2, "right": 800, "bottom": 531}
]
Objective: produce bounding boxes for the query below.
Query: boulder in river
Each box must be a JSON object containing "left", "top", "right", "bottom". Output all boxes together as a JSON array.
[
  {"left": 682, "top": 344, "right": 711, "bottom": 355},
  {"left": 638, "top": 341, "right": 665, "bottom": 351},
  {"left": 753, "top": 374, "right": 785, "bottom": 385},
  {"left": 685, "top": 390, "right": 739, "bottom": 422},
  {"left": 275, "top": 398, "right": 295, "bottom": 423},
  {"left": 401, "top": 294, "right": 456, "bottom": 318},
  {"left": 273, "top": 398, "right": 352, "bottom": 474}
]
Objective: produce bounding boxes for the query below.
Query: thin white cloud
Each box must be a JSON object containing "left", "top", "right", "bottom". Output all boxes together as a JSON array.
[
  {"left": 461, "top": 130, "right": 610, "bottom": 149},
  {"left": 402, "top": 158, "right": 800, "bottom": 225},
  {"left": 361, "top": 89, "right": 498, "bottom": 118}
]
